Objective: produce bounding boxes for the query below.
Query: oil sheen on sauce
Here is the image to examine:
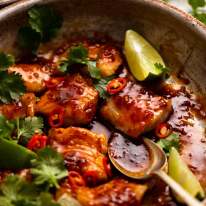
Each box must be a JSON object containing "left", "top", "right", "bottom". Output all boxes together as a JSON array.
[{"left": 109, "top": 133, "right": 150, "bottom": 173}]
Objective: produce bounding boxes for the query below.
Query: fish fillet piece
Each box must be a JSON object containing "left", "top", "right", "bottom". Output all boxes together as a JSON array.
[
  {"left": 36, "top": 73, "right": 98, "bottom": 126},
  {"left": 76, "top": 179, "right": 147, "bottom": 206},
  {"left": 49, "top": 127, "right": 109, "bottom": 185},
  {"left": 8, "top": 64, "right": 53, "bottom": 93},
  {"left": 100, "top": 81, "right": 172, "bottom": 138}
]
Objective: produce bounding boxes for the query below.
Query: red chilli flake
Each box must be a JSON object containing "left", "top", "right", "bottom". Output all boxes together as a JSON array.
[
  {"left": 107, "top": 77, "right": 127, "bottom": 95},
  {"left": 27, "top": 134, "right": 47, "bottom": 151},
  {"left": 49, "top": 107, "right": 65, "bottom": 128},
  {"left": 155, "top": 123, "right": 172, "bottom": 139}
]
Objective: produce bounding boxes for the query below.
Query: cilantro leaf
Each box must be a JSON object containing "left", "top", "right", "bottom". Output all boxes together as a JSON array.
[
  {"left": 0, "top": 72, "right": 26, "bottom": 104},
  {"left": 157, "top": 133, "right": 180, "bottom": 155},
  {"left": 94, "top": 75, "right": 115, "bottom": 99},
  {"left": 68, "top": 44, "right": 88, "bottom": 64},
  {"left": 0, "top": 53, "right": 15, "bottom": 71},
  {"left": 154, "top": 63, "right": 171, "bottom": 73},
  {"left": 18, "top": 26, "right": 41, "bottom": 53},
  {"left": 18, "top": 6, "right": 63, "bottom": 53},
  {"left": 0, "top": 52, "right": 25, "bottom": 103},
  {"left": 0, "top": 175, "right": 38, "bottom": 206},
  {"left": 36, "top": 193, "right": 60, "bottom": 206},
  {"left": 28, "top": 6, "right": 63, "bottom": 42},
  {"left": 17, "top": 116, "right": 44, "bottom": 145},
  {"left": 0, "top": 175, "right": 60, "bottom": 206},
  {"left": 58, "top": 45, "right": 101, "bottom": 79},
  {"left": 87, "top": 61, "right": 101, "bottom": 79},
  {"left": 31, "top": 147, "right": 68, "bottom": 190},
  {"left": 0, "top": 115, "right": 44, "bottom": 145},
  {"left": 0, "top": 115, "right": 15, "bottom": 139},
  {"left": 188, "top": 0, "right": 205, "bottom": 10}
]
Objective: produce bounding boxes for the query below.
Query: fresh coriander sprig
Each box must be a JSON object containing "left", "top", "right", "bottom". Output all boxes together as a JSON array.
[
  {"left": 0, "top": 115, "right": 44, "bottom": 145},
  {"left": 18, "top": 6, "right": 63, "bottom": 53},
  {"left": 31, "top": 147, "right": 68, "bottom": 190},
  {"left": 0, "top": 52, "right": 15, "bottom": 71},
  {"left": 16, "top": 116, "right": 44, "bottom": 145},
  {"left": 0, "top": 52, "right": 26, "bottom": 104},
  {"left": 0, "top": 175, "right": 60, "bottom": 206},
  {"left": 154, "top": 63, "right": 171, "bottom": 73},
  {"left": 59, "top": 44, "right": 101, "bottom": 79},
  {"left": 59, "top": 44, "right": 114, "bottom": 98}
]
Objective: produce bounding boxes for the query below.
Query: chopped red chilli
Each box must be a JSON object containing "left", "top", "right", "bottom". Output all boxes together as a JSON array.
[
  {"left": 49, "top": 107, "right": 65, "bottom": 128},
  {"left": 155, "top": 123, "right": 172, "bottom": 139},
  {"left": 27, "top": 134, "right": 47, "bottom": 151},
  {"left": 107, "top": 77, "right": 127, "bottom": 95}
]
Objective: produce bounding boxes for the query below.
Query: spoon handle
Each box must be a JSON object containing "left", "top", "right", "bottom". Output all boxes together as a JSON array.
[{"left": 154, "top": 170, "right": 203, "bottom": 206}]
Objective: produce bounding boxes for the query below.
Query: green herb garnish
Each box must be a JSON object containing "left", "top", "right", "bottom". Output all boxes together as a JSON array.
[
  {"left": 18, "top": 6, "right": 63, "bottom": 53},
  {"left": 59, "top": 44, "right": 114, "bottom": 98},
  {"left": 154, "top": 63, "right": 171, "bottom": 73},
  {"left": 0, "top": 52, "right": 26, "bottom": 103},
  {"left": 16, "top": 116, "right": 44, "bottom": 145},
  {"left": 59, "top": 44, "right": 101, "bottom": 79},
  {"left": 31, "top": 147, "right": 68, "bottom": 190},
  {"left": 0, "top": 52, "right": 15, "bottom": 71},
  {"left": 157, "top": 133, "right": 180, "bottom": 155},
  {"left": 0, "top": 115, "right": 44, "bottom": 144},
  {"left": 0, "top": 175, "right": 60, "bottom": 206}
]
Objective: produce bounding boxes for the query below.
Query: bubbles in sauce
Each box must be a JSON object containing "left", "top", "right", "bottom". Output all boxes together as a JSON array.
[{"left": 109, "top": 133, "right": 150, "bottom": 173}]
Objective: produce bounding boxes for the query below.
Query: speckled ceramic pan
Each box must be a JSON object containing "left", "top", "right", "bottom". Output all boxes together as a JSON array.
[{"left": 0, "top": 0, "right": 18, "bottom": 6}]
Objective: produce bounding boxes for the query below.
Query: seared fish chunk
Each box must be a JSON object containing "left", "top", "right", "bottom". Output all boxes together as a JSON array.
[
  {"left": 36, "top": 73, "right": 98, "bottom": 126},
  {"left": 76, "top": 179, "right": 147, "bottom": 206},
  {"left": 49, "top": 127, "right": 109, "bottom": 185},
  {"left": 0, "top": 93, "right": 37, "bottom": 119},
  {"left": 100, "top": 81, "right": 172, "bottom": 138},
  {"left": 8, "top": 64, "right": 53, "bottom": 93},
  {"left": 49, "top": 127, "right": 107, "bottom": 154},
  {"left": 51, "top": 43, "right": 122, "bottom": 77},
  {"left": 96, "top": 45, "right": 122, "bottom": 77}
]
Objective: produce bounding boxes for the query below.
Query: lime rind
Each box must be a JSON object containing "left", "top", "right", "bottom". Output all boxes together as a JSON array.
[
  {"left": 168, "top": 147, "right": 205, "bottom": 202},
  {"left": 124, "top": 29, "right": 165, "bottom": 81}
]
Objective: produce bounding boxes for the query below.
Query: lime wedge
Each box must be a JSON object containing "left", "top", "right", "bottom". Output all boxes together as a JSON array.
[
  {"left": 168, "top": 147, "right": 205, "bottom": 202},
  {"left": 124, "top": 30, "right": 165, "bottom": 81}
]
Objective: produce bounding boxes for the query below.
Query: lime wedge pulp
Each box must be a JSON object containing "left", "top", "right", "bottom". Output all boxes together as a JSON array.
[
  {"left": 168, "top": 147, "right": 205, "bottom": 202},
  {"left": 124, "top": 30, "right": 165, "bottom": 81}
]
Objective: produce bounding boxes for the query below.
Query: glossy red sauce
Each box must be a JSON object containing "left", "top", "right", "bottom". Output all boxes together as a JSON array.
[{"left": 109, "top": 133, "right": 150, "bottom": 173}]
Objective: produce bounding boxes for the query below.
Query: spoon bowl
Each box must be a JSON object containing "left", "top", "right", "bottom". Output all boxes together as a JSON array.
[{"left": 108, "top": 135, "right": 203, "bottom": 206}]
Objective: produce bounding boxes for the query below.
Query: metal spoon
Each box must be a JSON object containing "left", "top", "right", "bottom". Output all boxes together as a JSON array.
[{"left": 108, "top": 135, "right": 203, "bottom": 206}]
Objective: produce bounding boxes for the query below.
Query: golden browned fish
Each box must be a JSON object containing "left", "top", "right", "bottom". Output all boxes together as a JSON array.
[
  {"left": 0, "top": 93, "right": 37, "bottom": 119},
  {"left": 76, "top": 179, "right": 147, "bottom": 206},
  {"left": 36, "top": 73, "right": 98, "bottom": 126},
  {"left": 101, "top": 81, "right": 172, "bottom": 138},
  {"left": 8, "top": 64, "right": 53, "bottom": 93},
  {"left": 49, "top": 127, "right": 109, "bottom": 185}
]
